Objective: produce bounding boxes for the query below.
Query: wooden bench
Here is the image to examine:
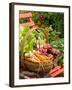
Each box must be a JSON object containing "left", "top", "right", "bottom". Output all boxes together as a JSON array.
[{"left": 19, "top": 12, "right": 38, "bottom": 29}]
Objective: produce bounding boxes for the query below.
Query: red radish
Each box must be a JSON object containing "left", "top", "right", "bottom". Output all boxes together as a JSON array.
[
  {"left": 39, "top": 47, "right": 43, "bottom": 52},
  {"left": 43, "top": 44, "right": 52, "bottom": 50},
  {"left": 47, "top": 54, "right": 53, "bottom": 59},
  {"left": 43, "top": 52, "right": 48, "bottom": 56},
  {"left": 39, "top": 47, "right": 47, "bottom": 53},
  {"left": 48, "top": 66, "right": 61, "bottom": 75},
  {"left": 47, "top": 44, "right": 52, "bottom": 50},
  {"left": 50, "top": 68, "right": 64, "bottom": 77},
  {"left": 42, "top": 48, "right": 47, "bottom": 53},
  {"left": 43, "top": 44, "right": 48, "bottom": 49},
  {"left": 51, "top": 48, "right": 56, "bottom": 54},
  {"left": 48, "top": 54, "right": 53, "bottom": 58},
  {"left": 51, "top": 48, "right": 60, "bottom": 55}
]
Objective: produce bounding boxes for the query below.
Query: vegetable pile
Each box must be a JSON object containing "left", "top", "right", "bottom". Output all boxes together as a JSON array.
[
  {"left": 19, "top": 11, "right": 64, "bottom": 78},
  {"left": 19, "top": 26, "right": 64, "bottom": 77}
]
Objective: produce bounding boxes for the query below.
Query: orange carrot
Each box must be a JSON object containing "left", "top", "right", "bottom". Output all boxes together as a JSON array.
[
  {"left": 42, "top": 54, "right": 49, "bottom": 59},
  {"left": 33, "top": 55, "right": 40, "bottom": 62},
  {"left": 48, "top": 66, "right": 61, "bottom": 74},
  {"left": 26, "top": 57, "right": 39, "bottom": 63},
  {"left": 50, "top": 68, "right": 64, "bottom": 77},
  {"left": 34, "top": 53, "right": 48, "bottom": 61}
]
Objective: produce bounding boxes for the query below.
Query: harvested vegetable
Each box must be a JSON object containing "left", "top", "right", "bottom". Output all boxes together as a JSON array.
[
  {"left": 50, "top": 68, "right": 64, "bottom": 77},
  {"left": 34, "top": 53, "right": 49, "bottom": 61},
  {"left": 19, "top": 12, "right": 64, "bottom": 78},
  {"left": 48, "top": 66, "right": 61, "bottom": 74}
]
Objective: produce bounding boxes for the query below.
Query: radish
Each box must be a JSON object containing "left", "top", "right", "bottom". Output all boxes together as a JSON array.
[
  {"left": 51, "top": 48, "right": 60, "bottom": 55},
  {"left": 47, "top": 44, "right": 52, "bottom": 50}
]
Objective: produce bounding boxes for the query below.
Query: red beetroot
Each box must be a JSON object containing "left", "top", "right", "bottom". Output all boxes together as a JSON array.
[
  {"left": 39, "top": 47, "right": 43, "bottom": 52},
  {"left": 43, "top": 44, "right": 48, "bottom": 49}
]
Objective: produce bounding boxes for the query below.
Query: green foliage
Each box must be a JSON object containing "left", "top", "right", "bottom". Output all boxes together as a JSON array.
[
  {"left": 19, "top": 27, "right": 46, "bottom": 55},
  {"left": 19, "top": 11, "right": 64, "bottom": 77},
  {"left": 51, "top": 38, "right": 64, "bottom": 53},
  {"left": 38, "top": 26, "right": 61, "bottom": 43},
  {"left": 19, "top": 11, "right": 64, "bottom": 65},
  {"left": 19, "top": 11, "right": 64, "bottom": 37},
  {"left": 32, "top": 12, "right": 64, "bottom": 38},
  {"left": 20, "top": 27, "right": 36, "bottom": 54},
  {"left": 38, "top": 26, "right": 64, "bottom": 54}
]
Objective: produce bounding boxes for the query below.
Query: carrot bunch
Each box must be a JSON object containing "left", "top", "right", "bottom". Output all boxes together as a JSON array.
[{"left": 25, "top": 51, "right": 53, "bottom": 63}]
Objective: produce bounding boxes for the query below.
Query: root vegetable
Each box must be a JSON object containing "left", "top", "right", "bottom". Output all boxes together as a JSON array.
[
  {"left": 50, "top": 68, "right": 64, "bottom": 77},
  {"left": 34, "top": 53, "right": 49, "bottom": 61},
  {"left": 47, "top": 44, "right": 52, "bottom": 50},
  {"left": 48, "top": 66, "right": 61, "bottom": 74},
  {"left": 25, "top": 57, "right": 39, "bottom": 63},
  {"left": 51, "top": 48, "right": 60, "bottom": 55}
]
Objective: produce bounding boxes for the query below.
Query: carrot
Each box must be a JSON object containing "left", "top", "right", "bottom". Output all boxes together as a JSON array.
[
  {"left": 42, "top": 54, "right": 49, "bottom": 59},
  {"left": 34, "top": 53, "right": 48, "bottom": 61},
  {"left": 48, "top": 66, "right": 61, "bottom": 74},
  {"left": 50, "top": 68, "right": 64, "bottom": 77},
  {"left": 34, "top": 53, "right": 44, "bottom": 61},
  {"left": 33, "top": 55, "right": 40, "bottom": 62},
  {"left": 26, "top": 57, "right": 38, "bottom": 63}
]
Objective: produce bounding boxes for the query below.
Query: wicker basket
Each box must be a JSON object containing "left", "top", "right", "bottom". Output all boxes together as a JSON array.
[{"left": 21, "top": 57, "right": 53, "bottom": 73}]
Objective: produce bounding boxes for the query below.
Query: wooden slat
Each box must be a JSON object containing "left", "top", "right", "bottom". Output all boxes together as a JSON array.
[
  {"left": 29, "top": 18, "right": 33, "bottom": 22},
  {"left": 20, "top": 21, "right": 35, "bottom": 27},
  {"left": 19, "top": 12, "right": 32, "bottom": 19},
  {"left": 32, "top": 26, "right": 38, "bottom": 30}
]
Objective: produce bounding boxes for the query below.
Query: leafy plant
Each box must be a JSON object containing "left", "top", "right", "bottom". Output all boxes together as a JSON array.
[
  {"left": 51, "top": 38, "right": 64, "bottom": 53},
  {"left": 20, "top": 27, "right": 36, "bottom": 55},
  {"left": 19, "top": 11, "right": 64, "bottom": 38},
  {"left": 19, "top": 27, "right": 46, "bottom": 56}
]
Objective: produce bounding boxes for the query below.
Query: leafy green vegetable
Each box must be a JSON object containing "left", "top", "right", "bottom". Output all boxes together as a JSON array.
[
  {"left": 20, "top": 27, "right": 35, "bottom": 54},
  {"left": 19, "top": 27, "right": 46, "bottom": 56},
  {"left": 51, "top": 38, "right": 64, "bottom": 53}
]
